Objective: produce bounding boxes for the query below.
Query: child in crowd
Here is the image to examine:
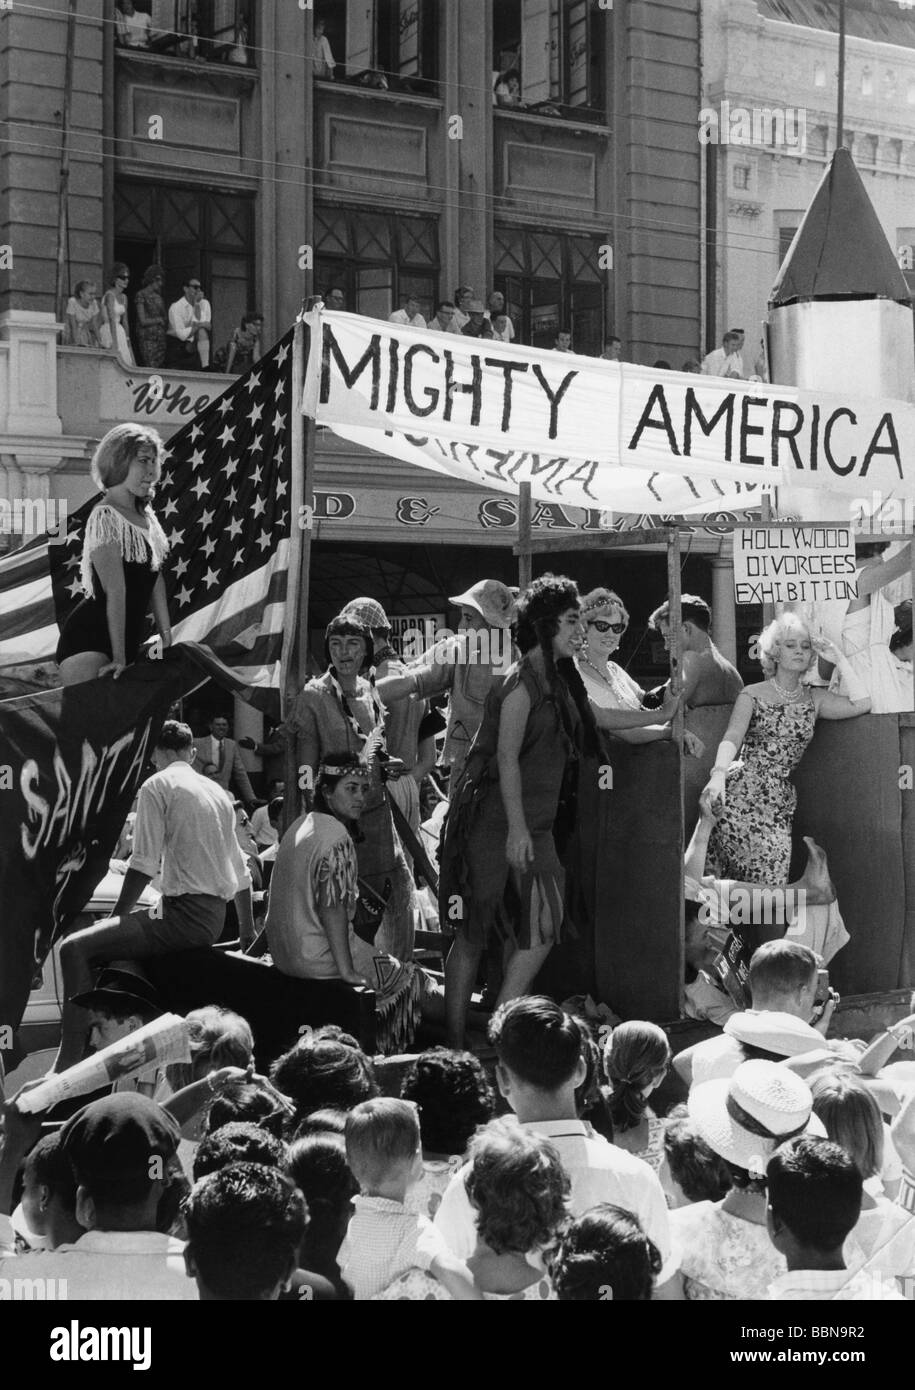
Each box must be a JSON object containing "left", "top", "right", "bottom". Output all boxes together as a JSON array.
[
  {"left": 552, "top": 1204, "right": 662, "bottom": 1301},
  {"left": 659, "top": 1105, "right": 730, "bottom": 1209},
  {"left": 400, "top": 1048, "right": 496, "bottom": 1219},
  {"left": 766, "top": 1136, "right": 903, "bottom": 1300},
  {"left": 14, "top": 1131, "right": 81, "bottom": 1253},
  {"left": 285, "top": 1134, "right": 359, "bottom": 1298},
  {"left": 464, "top": 1119, "right": 568, "bottom": 1299},
  {"left": 340, "top": 1098, "right": 481, "bottom": 1300}
]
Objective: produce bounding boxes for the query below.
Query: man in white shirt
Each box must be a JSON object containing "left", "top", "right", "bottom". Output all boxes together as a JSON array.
[
  {"left": 116, "top": 1, "right": 151, "bottom": 47},
  {"left": 674, "top": 940, "right": 833, "bottom": 1089},
  {"left": 766, "top": 1136, "right": 904, "bottom": 1300},
  {"left": 433, "top": 996, "right": 677, "bottom": 1295},
  {"left": 388, "top": 295, "right": 426, "bottom": 330},
  {"left": 701, "top": 330, "right": 744, "bottom": 379},
  {"left": 452, "top": 285, "right": 473, "bottom": 331},
  {"left": 166, "top": 278, "right": 212, "bottom": 370},
  {"left": 0, "top": 1093, "right": 196, "bottom": 1301},
  {"left": 427, "top": 300, "right": 462, "bottom": 334},
  {"left": 52, "top": 721, "right": 254, "bottom": 1072}
]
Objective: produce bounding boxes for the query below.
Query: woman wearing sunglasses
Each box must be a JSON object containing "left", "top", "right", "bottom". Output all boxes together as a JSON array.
[{"left": 578, "top": 588, "right": 701, "bottom": 749}]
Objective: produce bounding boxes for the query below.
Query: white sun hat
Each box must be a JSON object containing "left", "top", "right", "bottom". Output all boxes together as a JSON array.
[{"left": 688, "top": 1059, "right": 826, "bottom": 1178}]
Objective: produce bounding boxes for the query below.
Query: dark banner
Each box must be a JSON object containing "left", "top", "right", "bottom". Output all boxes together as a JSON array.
[{"left": 0, "top": 644, "right": 243, "bottom": 1054}]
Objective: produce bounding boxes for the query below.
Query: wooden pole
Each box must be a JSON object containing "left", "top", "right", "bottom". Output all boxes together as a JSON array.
[
  {"left": 282, "top": 316, "right": 314, "bottom": 832},
  {"left": 55, "top": 0, "right": 78, "bottom": 321},
  {"left": 911, "top": 534, "right": 915, "bottom": 713},
  {"left": 518, "top": 481, "right": 532, "bottom": 590},
  {"left": 837, "top": 0, "right": 846, "bottom": 152},
  {"left": 667, "top": 527, "right": 686, "bottom": 1014}
]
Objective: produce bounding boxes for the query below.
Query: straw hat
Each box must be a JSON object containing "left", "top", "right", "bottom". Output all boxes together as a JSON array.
[
  {"left": 688, "top": 1060, "right": 826, "bottom": 1177},
  {"left": 724, "top": 1010, "right": 825, "bottom": 1059}
]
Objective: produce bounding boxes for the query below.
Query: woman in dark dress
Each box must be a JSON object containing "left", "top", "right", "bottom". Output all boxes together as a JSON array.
[
  {"left": 440, "top": 576, "right": 603, "bottom": 1046},
  {"left": 56, "top": 423, "right": 171, "bottom": 686}
]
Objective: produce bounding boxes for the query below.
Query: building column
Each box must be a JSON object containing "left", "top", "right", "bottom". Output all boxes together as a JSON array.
[
  {"left": 711, "top": 551, "right": 738, "bottom": 663},
  {"left": 0, "top": 312, "right": 64, "bottom": 436}
]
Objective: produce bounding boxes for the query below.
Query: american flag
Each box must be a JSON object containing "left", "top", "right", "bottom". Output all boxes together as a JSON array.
[{"left": 0, "top": 330, "right": 296, "bottom": 714}]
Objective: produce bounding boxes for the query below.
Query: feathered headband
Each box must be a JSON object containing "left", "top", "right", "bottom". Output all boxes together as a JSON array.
[{"left": 320, "top": 726, "right": 385, "bottom": 778}]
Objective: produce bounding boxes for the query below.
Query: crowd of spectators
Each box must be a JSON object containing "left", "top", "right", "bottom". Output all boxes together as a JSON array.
[
  {"left": 63, "top": 267, "right": 263, "bottom": 376},
  {"left": 3, "top": 989, "right": 913, "bottom": 1300}
]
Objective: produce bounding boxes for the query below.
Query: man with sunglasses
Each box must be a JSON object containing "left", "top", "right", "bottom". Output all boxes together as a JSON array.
[
  {"left": 166, "top": 277, "right": 212, "bottom": 370},
  {"left": 648, "top": 595, "right": 743, "bottom": 709}
]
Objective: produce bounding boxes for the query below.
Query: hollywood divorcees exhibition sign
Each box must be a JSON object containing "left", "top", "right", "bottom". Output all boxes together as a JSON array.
[
  {"left": 303, "top": 310, "right": 915, "bottom": 517},
  {"left": 732, "top": 526, "right": 859, "bottom": 605}
]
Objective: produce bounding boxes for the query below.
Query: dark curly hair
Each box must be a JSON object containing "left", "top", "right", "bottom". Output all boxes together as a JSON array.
[
  {"left": 552, "top": 1204, "right": 662, "bottom": 1301},
  {"left": 400, "top": 1048, "right": 496, "bottom": 1157},
  {"left": 464, "top": 1119, "right": 569, "bottom": 1256},
  {"left": 204, "top": 1083, "right": 289, "bottom": 1140},
  {"left": 193, "top": 1121, "right": 287, "bottom": 1182},
  {"left": 270, "top": 1031, "right": 379, "bottom": 1126},
  {"left": 514, "top": 573, "right": 600, "bottom": 757},
  {"left": 604, "top": 1021, "right": 671, "bottom": 1133}
]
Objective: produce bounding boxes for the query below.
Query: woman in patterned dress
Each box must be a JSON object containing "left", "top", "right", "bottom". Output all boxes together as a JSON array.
[
  {"left": 703, "top": 613, "right": 871, "bottom": 882},
  {"left": 134, "top": 265, "right": 168, "bottom": 368}
]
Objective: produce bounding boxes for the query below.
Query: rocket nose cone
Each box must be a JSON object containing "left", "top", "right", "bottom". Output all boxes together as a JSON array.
[{"left": 770, "top": 148, "right": 911, "bottom": 308}]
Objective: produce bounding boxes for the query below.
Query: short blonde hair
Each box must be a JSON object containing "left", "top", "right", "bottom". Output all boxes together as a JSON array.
[
  {"left": 90, "top": 423, "right": 164, "bottom": 491},
  {"left": 756, "top": 612, "right": 814, "bottom": 679}
]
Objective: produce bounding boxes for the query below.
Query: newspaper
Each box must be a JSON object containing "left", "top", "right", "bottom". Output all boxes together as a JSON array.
[{"left": 17, "top": 1013, "right": 191, "bottom": 1114}]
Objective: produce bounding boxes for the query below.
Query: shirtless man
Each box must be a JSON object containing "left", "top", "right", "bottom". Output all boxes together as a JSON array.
[{"left": 648, "top": 595, "right": 743, "bottom": 708}]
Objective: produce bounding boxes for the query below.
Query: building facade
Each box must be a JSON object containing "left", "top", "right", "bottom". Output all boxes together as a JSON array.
[
  {"left": 2, "top": 0, "right": 757, "bottom": 713},
  {"left": 703, "top": 0, "right": 915, "bottom": 368}
]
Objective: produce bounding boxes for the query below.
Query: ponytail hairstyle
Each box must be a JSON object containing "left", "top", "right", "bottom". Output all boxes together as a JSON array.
[
  {"left": 604, "top": 1021, "right": 671, "bottom": 1133},
  {"left": 514, "top": 573, "right": 600, "bottom": 757}
]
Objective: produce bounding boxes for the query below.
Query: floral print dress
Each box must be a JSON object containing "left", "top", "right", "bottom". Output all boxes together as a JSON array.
[{"left": 705, "top": 693, "right": 817, "bottom": 882}]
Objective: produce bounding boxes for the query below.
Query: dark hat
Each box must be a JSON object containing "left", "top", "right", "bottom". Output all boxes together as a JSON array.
[
  {"left": 61, "top": 1093, "right": 181, "bottom": 1184},
  {"left": 70, "top": 968, "right": 164, "bottom": 1018}
]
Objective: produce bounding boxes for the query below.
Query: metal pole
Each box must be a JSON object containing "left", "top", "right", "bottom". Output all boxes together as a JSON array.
[
  {"left": 282, "top": 316, "right": 314, "bottom": 832},
  {"left": 518, "top": 481, "right": 532, "bottom": 590},
  {"left": 837, "top": 0, "right": 846, "bottom": 151},
  {"left": 55, "top": 0, "right": 78, "bottom": 320}
]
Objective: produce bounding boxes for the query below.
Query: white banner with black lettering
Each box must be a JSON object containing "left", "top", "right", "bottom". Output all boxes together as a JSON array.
[{"left": 303, "top": 310, "right": 915, "bottom": 516}]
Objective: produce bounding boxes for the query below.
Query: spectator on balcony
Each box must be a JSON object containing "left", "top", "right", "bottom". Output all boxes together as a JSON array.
[
  {"left": 134, "top": 265, "right": 167, "bottom": 369},
  {"left": 553, "top": 329, "right": 572, "bottom": 353},
  {"left": 116, "top": 1, "right": 151, "bottom": 48},
  {"left": 225, "top": 312, "right": 264, "bottom": 375},
  {"left": 494, "top": 69, "right": 522, "bottom": 107},
  {"left": 701, "top": 331, "right": 744, "bottom": 380},
  {"left": 99, "top": 264, "right": 136, "bottom": 366},
  {"left": 452, "top": 286, "right": 474, "bottom": 331},
  {"left": 389, "top": 295, "right": 427, "bottom": 331},
  {"left": 681, "top": 359, "right": 702, "bottom": 374},
  {"left": 167, "top": 278, "right": 212, "bottom": 371},
  {"left": 323, "top": 286, "right": 346, "bottom": 312},
  {"left": 601, "top": 337, "right": 622, "bottom": 361},
  {"left": 462, "top": 301, "right": 493, "bottom": 340},
  {"left": 428, "top": 301, "right": 461, "bottom": 334},
  {"left": 484, "top": 291, "right": 514, "bottom": 343},
  {"left": 313, "top": 19, "right": 336, "bottom": 80},
  {"left": 64, "top": 281, "right": 102, "bottom": 349}
]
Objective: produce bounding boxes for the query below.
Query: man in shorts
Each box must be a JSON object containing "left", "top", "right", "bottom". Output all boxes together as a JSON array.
[{"left": 52, "top": 720, "right": 254, "bottom": 1072}]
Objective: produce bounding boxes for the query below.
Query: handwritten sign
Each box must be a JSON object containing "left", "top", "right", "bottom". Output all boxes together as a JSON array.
[{"left": 733, "top": 527, "right": 858, "bottom": 605}]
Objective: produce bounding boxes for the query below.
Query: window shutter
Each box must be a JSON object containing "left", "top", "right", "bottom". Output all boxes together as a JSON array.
[
  {"left": 521, "top": 0, "right": 551, "bottom": 105},
  {"left": 346, "top": 0, "right": 374, "bottom": 73}
]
